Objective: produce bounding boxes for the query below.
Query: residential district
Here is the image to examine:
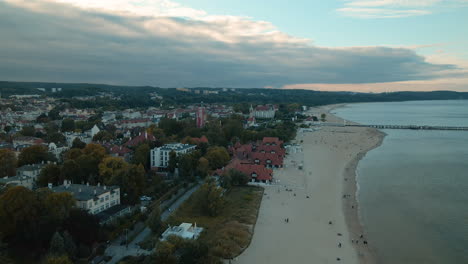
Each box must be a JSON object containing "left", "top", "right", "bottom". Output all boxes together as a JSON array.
[{"left": 0, "top": 90, "right": 320, "bottom": 264}]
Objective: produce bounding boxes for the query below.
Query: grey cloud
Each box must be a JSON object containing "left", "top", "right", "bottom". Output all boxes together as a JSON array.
[{"left": 0, "top": 1, "right": 457, "bottom": 87}]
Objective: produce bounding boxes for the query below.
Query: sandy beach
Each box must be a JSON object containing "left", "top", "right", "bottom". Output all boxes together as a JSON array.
[{"left": 236, "top": 105, "right": 385, "bottom": 264}]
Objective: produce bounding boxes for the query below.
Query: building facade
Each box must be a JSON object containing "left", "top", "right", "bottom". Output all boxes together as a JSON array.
[
  {"left": 196, "top": 107, "right": 206, "bottom": 128},
  {"left": 51, "top": 181, "right": 121, "bottom": 215},
  {"left": 150, "top": 143, "right": 196, "bottom": 169}
]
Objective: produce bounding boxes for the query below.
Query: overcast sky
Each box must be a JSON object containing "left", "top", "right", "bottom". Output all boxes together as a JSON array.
[{"left": 1, "top": 0, "right": 467, "bottom": 92}]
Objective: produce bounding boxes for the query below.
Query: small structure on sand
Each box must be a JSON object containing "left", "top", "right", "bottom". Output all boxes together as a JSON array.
[{"left": 160, "top": 223, "right": 203, "bottom": 241}]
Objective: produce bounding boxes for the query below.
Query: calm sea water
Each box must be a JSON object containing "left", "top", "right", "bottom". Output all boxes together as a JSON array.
[{"left": 334, "top": 100, "right": 468, "bottom": 264}]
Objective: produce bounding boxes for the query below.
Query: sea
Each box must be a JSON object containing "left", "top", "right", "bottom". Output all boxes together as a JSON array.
[{"left": 334, "top": 100, "right": 468, "bottom": 264}]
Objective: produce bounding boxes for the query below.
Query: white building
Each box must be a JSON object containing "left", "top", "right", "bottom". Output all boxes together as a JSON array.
[
  {"left": 17, "top": 163, "right": 46, "bottom": 180},
  {"left": 150, "top": 143, "right": 196, "bottom": 169},
  {"left": 253, "top": 104, "right": 277, "bottom": 119},
  {"left": 0, "top": 175, "right": 33, "bottom": 189},
  {"left": 51, "top": 181, "right": 121, "bottom": 215},
  {"left": 161, "top": 223, "right": 203, "bottom": 241},
  {"left": 90, "top": 125, "right": 100, "bottom": 138},
  {"left": 48, "top": 142, "right": 69, "bottom": 160}
]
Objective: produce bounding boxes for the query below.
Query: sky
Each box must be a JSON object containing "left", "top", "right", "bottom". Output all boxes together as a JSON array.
[{"left": 1, "top": 0, "right": 467, "bottom": 92}]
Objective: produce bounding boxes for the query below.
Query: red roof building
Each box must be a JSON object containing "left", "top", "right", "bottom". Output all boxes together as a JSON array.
[
  {"left": 214, "top": 159, "right": 273, "bottom": 183},
  {"left": 124, "top": 132, "right": 156, "bottom": 148}
]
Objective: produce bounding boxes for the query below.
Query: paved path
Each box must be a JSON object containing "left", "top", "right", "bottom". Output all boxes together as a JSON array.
[{"left": 104, "top": 183, "right": 201, "bottom": 264}]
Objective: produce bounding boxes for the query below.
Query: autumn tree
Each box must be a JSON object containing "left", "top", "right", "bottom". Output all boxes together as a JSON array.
[
  {"left": 200, "top": 180, "right": 224, "bottom": 217},
  {"left": 99, "top": 157, "right": 145, "bottom": 204},
  {"left": 227, "top": 169, "right": 249, "bottom": 186},
  {"left": 0, "top": 186, "right": 40, "bottom": 245},
  {"left": 18, "top": 145, "right": 49, "bottom": 166},
  {"left": 205, "top": 146, "right": 230, "bottom": 170},
  {"left": 43, "top": 255, "right": 73, "bottom": 264},
  {"left": 0, "top": 149, "right": 17, "bottom": 178},
  {"left": 196, "top": 157, "right": 210, "bottom": 178}
]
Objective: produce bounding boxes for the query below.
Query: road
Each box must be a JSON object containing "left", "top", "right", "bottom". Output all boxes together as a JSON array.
[{"left": 104, "top": 183, "right": 201, "bottom": 264}]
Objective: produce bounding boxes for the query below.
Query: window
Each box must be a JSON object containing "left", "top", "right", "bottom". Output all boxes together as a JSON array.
[
  {"left": 105, "top": 195, "right": 109, "bottom": 201},
  {"left": 252, "top": 173, "right": 257, "bottom": 177}
]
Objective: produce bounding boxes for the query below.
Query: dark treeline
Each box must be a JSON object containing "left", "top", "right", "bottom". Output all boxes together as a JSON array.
[{"left": 1, "top": 81, "right": 467, "bottom": 109}]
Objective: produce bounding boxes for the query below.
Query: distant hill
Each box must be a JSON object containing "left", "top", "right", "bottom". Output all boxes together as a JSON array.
[{"left": 1, "top": 81, "right": 467, "bottom": 108}]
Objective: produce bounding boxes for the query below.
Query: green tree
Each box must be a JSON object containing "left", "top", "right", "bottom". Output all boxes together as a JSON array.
[
  {"left": 62, "top": 231, "right": 76, "bottom": 259},
  {"left": 196, "top": 157, "right": 209, "bottom": 178},
  {"left": 71, "top": 138, "right": 86, "bottom": 149},
  {"left": 205, "top": 147, "right": 230, "bottom": 170},
  {"left": 0, "top": 150, "right": 17, "bottom": 178},
  {"left": 320, "top": 113, "right": 326, "bottom": 122},
  {"left": 92, "top": 131, "right": 114, "bottom": 142},
  {"left": 20, "top": 126, "right": 35, "bottom": 137},
  {"left": 18, "top": 145, "right": 49, "bottom": 166},
  {"left": 178, "top": 154, "right": 195, "bottom": 180},
  {"left": 167, "top": 151, "right": 178, "bottom": 173},
  {"left": 49, "top": 232, "right": 65, "bottom": 255},
  {"left": 61, "top": 119, "right": 75, "bottom": 132},
  {"left": 227, "top": 169, "right": 249, "bottom": 186},
  {"left": 201, "top": 181, "right": 224, "bottom": 217},
  {"left": 61, "top": 160, "right": 84, "bottom": 184},
  {"left": 37, "top": 164, "right": 62, "bottom": 187},
  {"left": 132, "top": 144, "right": 150, "bottom": 169},
  {"left": 147, "top": 206, "right": 163, "bottom": 235},
  {"left": 48, "top": 132, "right": 66, "bottom": 144},
  {"left": 48, "top": 108, "right": 61, "bottom": 121}
]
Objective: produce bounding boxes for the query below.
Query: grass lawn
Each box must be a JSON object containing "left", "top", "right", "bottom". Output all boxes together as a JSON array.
[{"left": 166, "top": 185, "right": 264, "bottom": 259}]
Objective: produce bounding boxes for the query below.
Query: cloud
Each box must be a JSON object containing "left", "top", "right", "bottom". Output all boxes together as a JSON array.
[
  {"left": 338, "top": 0, "right": 466, "bottom": 18},
  {"left": 0, "top": 0, "right": 462, "bottom": 88}
]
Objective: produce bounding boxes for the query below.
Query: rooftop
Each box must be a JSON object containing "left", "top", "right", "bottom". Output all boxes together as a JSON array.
[{"left": 51, "top": 182, "right": 119, "bottom": 201}]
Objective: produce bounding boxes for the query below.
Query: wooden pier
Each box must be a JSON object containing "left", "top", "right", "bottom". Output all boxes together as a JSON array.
[{"left": 344, "top": 124, "right": 468, "bottom": 131}]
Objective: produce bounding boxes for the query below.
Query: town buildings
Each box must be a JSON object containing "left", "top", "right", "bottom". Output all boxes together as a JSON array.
[{"left": 150, "top": 143, "right": 196, "bottom": 169}]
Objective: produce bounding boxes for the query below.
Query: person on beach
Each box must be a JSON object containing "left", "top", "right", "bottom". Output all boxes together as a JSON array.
[
  {"left": 338, "top": 243, "right": 342, "bottom": 248},
  {"left": 329, "top": 221, "right": 333, "bottom": 225}
]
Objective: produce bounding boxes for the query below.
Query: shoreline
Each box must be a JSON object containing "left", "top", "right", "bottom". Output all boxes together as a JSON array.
[
  {"left": 326, "top": 104, "right": 386, "bottom": 264},
  {"left": 235, "top": 104, "right": 386, "bottom": 264}
]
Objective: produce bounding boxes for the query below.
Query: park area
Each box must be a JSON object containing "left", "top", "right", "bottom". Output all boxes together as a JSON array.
[{"left": 166, "top": 185, "right": 264, "bottom": 259}]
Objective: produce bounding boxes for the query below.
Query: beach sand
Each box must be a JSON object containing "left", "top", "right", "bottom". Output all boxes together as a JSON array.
[{"left": 235, "top": 105, "right": 384, "bottom": 264}]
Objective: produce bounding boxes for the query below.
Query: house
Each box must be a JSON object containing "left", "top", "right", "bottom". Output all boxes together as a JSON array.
[
  {"left": 65, "top": 132, "right": 92, "bottom": 147},
  {"left": 51, "top": 181, "right": 121, "bottom": 215},
  {"left": 17, "top": 163, "right": 46, "bottom": 180},
  {"left": 253, "top": 104, "right": 277, "bottom": 119},
  {"left": 213, "top": 158, "right": 273, "bottom": 183},
  {"left": 0, "top": 175, "right": 33, "bottom": 189},
  {"left": 124, "top": 132, "right": 156, "bottom": 148},
  {"left": 108, "top": 145, "right": 132, "bottom": 160},
  {"left": 48, "top": 142, "right": 69, "bottom": 160},
  {"left": 12, "top": 136, "right": 44, "bottom": 148},
  {"left": 115, "top": 118, "right": 152, "bottom": 129},
  {"left": 90, "top": 125, "right": 101, "bottom": 138},
  {"left": 161, "top": 223, "right": 203, "bottom": 241},
  {"left": 250, "top": 152, "right": 284, "bottom": 168},
  {"left": 150, "top": 143, "right": 196, "bottom": 169}
]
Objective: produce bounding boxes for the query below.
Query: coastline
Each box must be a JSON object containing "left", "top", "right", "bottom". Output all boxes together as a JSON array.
[
  {"left": 235, "top": 104, "right": 385, "bottom": 264},
  {"left": 326, "top": 103, "right": 386, "bottom": 264}
]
